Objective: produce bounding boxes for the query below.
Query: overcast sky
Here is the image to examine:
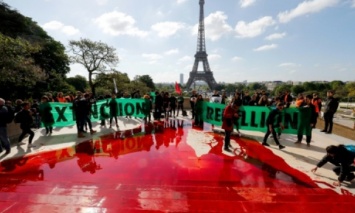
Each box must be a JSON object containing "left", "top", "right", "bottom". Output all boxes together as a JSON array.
[{"left": 4, "top": 0, "right": 355, "bottom": 83}]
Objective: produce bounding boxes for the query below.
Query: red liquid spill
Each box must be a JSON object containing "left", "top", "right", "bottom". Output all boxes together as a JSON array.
[{"left": 1, "top": 120, "right": 355, "bottom": 212}]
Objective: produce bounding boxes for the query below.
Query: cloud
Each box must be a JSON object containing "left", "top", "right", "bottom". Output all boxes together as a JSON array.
[
  {"left": 208, "top": 54, "right": 221, "bottom": 61},
  {"left": 142, "top": 53, "right": 162, "bottom": 64},
  {"left": 96, "top": 0, "right": 109, "bottom": 5},
  {"left": 165, "top": 49, "right": 179, "bottom": 55},
  {"left": 176, "top": 0, "right": 188, "bottom": 4},
  {"left": 42, "top": 21, "right": 80, "bottom": 36},
  {"left": 94, "top": 11, "right": 148, "bottom": 37},
  {"left": 193, "top": 11, "right": 233, "bottom": 41},
  {"left": 240, "top": 0, "right": 256, "bottom": 8},
  {"left": 265, "top": 32, "right": 286, "bottom": 40},
  {"left": 253, "top": 44, "right": 278, "bottom": 51},
  {"left": 232, "top": 56, "right": 243, "bottom": 61},
  {"left": 279, "top": 63, "right": 297, "bottom": 67},
  {"left": 177, "top": 56, "right": 193, "bottom": 64},
  {"left": 151, "top": 22, "right": 186, "bottom": 37},
  {"left": 235, "top": 16, "right": 275, "bottom": 38},
  {"left": 278, "top": 0, "right": 339, "bottom": 23}
]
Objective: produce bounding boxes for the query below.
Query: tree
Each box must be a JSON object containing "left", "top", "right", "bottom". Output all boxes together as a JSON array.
[
  {"left": 273, "top": 84, "right": 292, "bottom": 97},
  {"left": 66, "top": 75, "right": 88, "bottom": 92},
  {"left": 292, "top": 85, "right": 305, "bottom": 95},
  {"left": 0, "top": 33, "right": 45, "bottom": 99},
  {"left": 68, "top": 38, "right": 119, "bottom": 96},
  {"left": 134, "top": 75, "right": 155, "bottom": 90},
  {"left": 247, "top": 82, "right": 267, "bottom": 92}
]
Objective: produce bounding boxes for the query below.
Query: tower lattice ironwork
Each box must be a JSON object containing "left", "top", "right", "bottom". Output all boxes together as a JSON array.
[{"left": 185, "top": 0, "right": 217, "bottom": 90}]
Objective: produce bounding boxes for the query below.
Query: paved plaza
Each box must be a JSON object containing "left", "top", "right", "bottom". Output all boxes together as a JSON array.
[{"left": 0, "top": 116, "right": 355, "bottom": 212}]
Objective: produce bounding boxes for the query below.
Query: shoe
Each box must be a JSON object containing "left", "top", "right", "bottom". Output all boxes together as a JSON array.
[
  {"left": 224, "top": 148, "right": 232, "bottom": 152},
  {"left": 325, "top": 132, "right": 332, "bottom": 134},
  {"left": 28, "top": 144, "right": 36, "bottom": 148},
  {"left": 77, "top": 133, "right": 85, "bottom": 138},
  {"left": 116, "top": 125, "right": 119, "bottom": 128},
  {"left": 320, "top": 130, "right": 326, "bottom": 132},
  {"left": 17, "top": 142, "right": 26, "bottom": 146},
  {"left": 90, "top": 130, "right": 97, "bottom": 134},
  {"left": 5, "top": 150, "right": 10, "bottom": 155},
  {"left": 279, "top": 145, "right": 285, "bottom": 150},
  {"left": 262, "top": 142, "right": 270, "bottom": 147},
  {"left": 306, "top": 143, "right": 310, "bottom": 147},
  {"left": 294, "top": 141, "right": 301, "bottom": 144}
]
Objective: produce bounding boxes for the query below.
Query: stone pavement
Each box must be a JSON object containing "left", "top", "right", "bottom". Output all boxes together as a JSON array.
[{"left": 1, "top": 116, "right": 355, "bottom": 212}]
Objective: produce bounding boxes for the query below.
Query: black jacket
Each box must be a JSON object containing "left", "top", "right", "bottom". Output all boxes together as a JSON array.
[
  {"left": 266, "top": 108, "right": 282, "bottom": 127},
  {"left": 317, "top": 145, "right": 355, "bottom": 182}
]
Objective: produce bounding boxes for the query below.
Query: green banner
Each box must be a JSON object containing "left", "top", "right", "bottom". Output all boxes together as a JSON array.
[
  {"left": 202, "top": 102, "right": 311, "bottom": 135},
  {"left": 46, "top": 98, "right": 146, "bottom": 127},
  {"left": 45, "top": 100, "right": 311, "bottom": 135}
]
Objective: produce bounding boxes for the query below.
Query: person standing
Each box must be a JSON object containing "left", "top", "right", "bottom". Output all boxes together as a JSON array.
[
  {"left": 0, "top": 98, "right": 11, "bottom": 154},
  {"left": 17, "top": 102, "right": 35, "bottom": 147},
  {"left": 312, "top": 93, "right": 322, "bottom": 128},
  {"left": 222, "top": 100, "right": 240, "bottom": 152},
  {"left": 321, "top": 90, "right": 338, "bottom": 134},
  {"left": 169, "top": 94, "right": 177, "bottom": 117},
  {"left": 39, "top": 96, "right": 55, "bottom": 135},
  {"left": 262, "top": 102, "right": 285, "bottom": 149},
  {"left": 108, "top": 93, "right": 119, "bottom": 128},
  {"left": 295, "top": 95, "right": 317, "bottom": 146},
  {"left": 194, "top": 94, "right": 204, "bottom": 127},
  {"left": 190, "top": 90, "right": 198, "bottom": 119},
  {"left": 312, "top": 145, "right": 355, "bottom": 186},
  {"left": 176, "top": 94, "right": 184, "bottom": 116},
  {"left": 154, "top": 91, "right": 163, "bottom": 121}
]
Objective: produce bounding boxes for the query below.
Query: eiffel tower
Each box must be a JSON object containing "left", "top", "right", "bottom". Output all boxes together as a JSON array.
[{"left": 185, "top": 0, "right": 217, "bottom": 90}]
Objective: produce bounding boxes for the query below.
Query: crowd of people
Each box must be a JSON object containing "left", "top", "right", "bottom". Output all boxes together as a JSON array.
[{"left": 1, "top": 88, "right": 353, "bottom": 187}]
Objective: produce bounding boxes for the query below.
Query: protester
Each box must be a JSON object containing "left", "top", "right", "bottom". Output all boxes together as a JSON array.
[
  {"left": 108, "top": 93, "right": 119, "bottom": 128},
  {"left": 312, "top": 144, "right": 355, "bottom": 186},
  {"left": 193, "top": 94, "right": 204, "bottom": 127},
  {"left": 321, "top": 90, "right": 339, "bottom": 134},
  {"left": 0, "top": 98, "right": 12, "bottom": 154},
  {"left": 16, "top": 102, "right": 35, "bottom": 147},
  {"left": 222, "top": 100, "right": 240, "bottom": 152},
  {"left": 262, "top": 102, "right": 285, "bottom": 149},
  {"left": 295, "top": 95, "right": 317, "bottom": 146},
  {"left": 190, "top": 90, "right": 198, "bottom": 119},
  {"left": 39, "top": 96, "right": 55, "bottom": 135},
  {"left": 176, "top": 94, "right": 184, "bottom": 116}
]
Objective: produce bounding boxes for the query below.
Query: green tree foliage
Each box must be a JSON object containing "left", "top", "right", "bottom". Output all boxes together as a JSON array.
[
  {"left": 345, "top": 82, "right": 355, "bottom": 97},
  {"left": 134, "top": 75, "right": 155, "bottom": 91},
  {"left": 66, "top": 75, "right": 88, "bottom": 92},
  {"left": 292, "top": 85, "right": 305, "bottom": 95},
  {"left": 0, "top": 2, "right": 70, "bottom": 100},
  {"left": 0, "top": 33, "right": 45, "bottom": 99},
  {"left": 247, "top": 82, "right": 267, "bottom": 91},
  {"left": 273, "top": 84, "right": 292, "bottom": 96},
  {"left": 68, "top": 38, "right": 119, "bottom": 96}
]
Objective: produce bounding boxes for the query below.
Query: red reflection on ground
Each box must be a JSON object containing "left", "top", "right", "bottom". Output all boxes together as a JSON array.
[{"left": 1, "top": 120, "right": 355, "bottom": 212}]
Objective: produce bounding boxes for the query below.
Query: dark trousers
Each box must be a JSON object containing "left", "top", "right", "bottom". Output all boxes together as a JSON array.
[
  {"left": 324, "top": 112, "right": 334, "bottom": 133},
  {"left": 224, "top": 130, "right": 232, "bottom": 149},
  {"left": 333, "top": 165, "right": 355, "bottom": 180},
  {"left": 263, "top": 128, "right": 281, "bottom": 145},
  {"left": 177, "top": 103, "right": 183, "bottom": 116},
  {"left": 45, "top": 126, "right": 53, "bottom": 134},
  {"left": 19, "top": 127, "right": 34, "bottom": 144},
  {"left": 110, "top": 116, "right": 118, "bottom": 126}
]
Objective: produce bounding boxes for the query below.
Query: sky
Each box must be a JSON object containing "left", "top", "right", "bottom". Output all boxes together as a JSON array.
[{"left": 3, "top": 0, "right": 355, "bottom": 83}]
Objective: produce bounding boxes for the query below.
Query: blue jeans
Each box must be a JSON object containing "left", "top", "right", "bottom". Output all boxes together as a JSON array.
[{"left": 0, "top": 126, "right": 11, "bottom": 152}]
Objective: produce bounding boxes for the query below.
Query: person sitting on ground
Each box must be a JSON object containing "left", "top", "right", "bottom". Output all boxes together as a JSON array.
[{"left": 312, "top": 144, "right": 355, "bottom": 186}]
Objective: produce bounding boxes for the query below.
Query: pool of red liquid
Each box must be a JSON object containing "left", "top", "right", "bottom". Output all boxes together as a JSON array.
[{"left": 1, "top": 120, "right": 355, "bottom": 212}]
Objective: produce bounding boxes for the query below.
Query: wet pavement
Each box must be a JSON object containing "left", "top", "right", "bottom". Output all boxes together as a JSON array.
[{"left": 1, "top": 118, "right": 355, "bottom": 212}]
